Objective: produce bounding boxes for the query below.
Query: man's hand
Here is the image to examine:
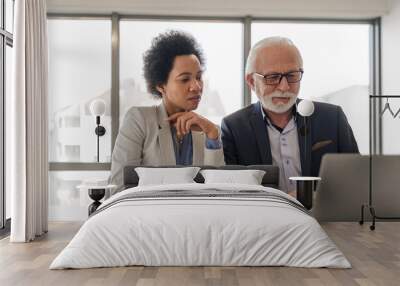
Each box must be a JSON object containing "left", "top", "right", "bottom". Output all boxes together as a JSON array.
[{"left": 166, "top": 111, "right": 219, "bottom": 140}]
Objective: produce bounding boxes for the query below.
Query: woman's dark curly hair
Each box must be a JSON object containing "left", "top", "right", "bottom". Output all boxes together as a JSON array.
[{"left": 143, "top": 30, "right": 205, "bottom": 98}]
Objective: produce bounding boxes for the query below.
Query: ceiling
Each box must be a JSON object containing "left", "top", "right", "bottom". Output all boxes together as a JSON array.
[{"left": 46, "top": 0, "right": 391, "bottom": 19}]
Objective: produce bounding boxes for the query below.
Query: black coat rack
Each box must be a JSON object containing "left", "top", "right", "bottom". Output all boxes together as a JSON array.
[{"left": 359, "top": 95, "right": 400, "bottom": 230}]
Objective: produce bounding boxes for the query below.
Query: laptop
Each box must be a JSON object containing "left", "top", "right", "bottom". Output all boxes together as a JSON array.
[{"left": 312, "top": 154, "right": 400, "bottom": 221}]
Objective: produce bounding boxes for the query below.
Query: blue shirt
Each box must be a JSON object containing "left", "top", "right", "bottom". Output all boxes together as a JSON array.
[{"left": 170, "top": 128, "right": 222, "bottom": 165}]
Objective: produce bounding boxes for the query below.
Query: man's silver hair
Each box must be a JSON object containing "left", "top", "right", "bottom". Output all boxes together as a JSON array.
[{"left": 245, "top": 36, "right": 303, "bottom": 75}]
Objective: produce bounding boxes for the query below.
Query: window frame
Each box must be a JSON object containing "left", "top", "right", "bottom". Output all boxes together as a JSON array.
[{"left": 1, "top": 0, "right": 14, "bottom": 234}]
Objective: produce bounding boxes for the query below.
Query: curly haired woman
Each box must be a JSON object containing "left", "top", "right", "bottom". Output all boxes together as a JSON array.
[{"left": 109, "top": 31, "right": 224, "bottom": 189}]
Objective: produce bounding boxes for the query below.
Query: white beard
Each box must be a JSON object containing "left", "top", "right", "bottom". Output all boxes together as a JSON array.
[{"left": 259, "top": 90, "right": 297, "bottom": 114}]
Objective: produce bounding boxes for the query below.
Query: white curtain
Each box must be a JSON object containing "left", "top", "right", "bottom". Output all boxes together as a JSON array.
[{"left": 9, "top": 0, "right": 48, "bottom": 242}]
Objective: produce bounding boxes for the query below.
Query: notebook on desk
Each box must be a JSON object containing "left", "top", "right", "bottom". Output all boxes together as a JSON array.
[{"left": 312, "top": 154, "right": 400, "bottom": 222}]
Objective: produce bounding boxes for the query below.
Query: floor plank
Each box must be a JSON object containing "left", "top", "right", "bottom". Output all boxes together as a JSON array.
[{"left": 0, "top": 221, "right": 399, "bottom": 286}]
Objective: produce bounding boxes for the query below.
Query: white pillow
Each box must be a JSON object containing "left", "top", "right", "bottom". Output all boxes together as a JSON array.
[
  {"left": 135, "top": 167, "right": 201, "bottom": 186},
  {"left": 200, "top": 169, "right": 266, "bottom": 185}
]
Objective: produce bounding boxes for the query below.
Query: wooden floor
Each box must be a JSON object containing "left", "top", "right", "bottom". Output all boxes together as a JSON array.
[{"left": 0, "top": 222, "right": 399, "bottom": 286}]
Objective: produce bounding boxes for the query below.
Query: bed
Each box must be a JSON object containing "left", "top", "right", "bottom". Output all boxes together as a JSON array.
[{"left": 50, "top": 165, "right": 350, "bottom": 269}]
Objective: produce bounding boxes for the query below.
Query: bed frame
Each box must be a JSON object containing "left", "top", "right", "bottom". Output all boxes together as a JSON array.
[{"left": 123, "top": 165, "right": 279, "bottom": 189}]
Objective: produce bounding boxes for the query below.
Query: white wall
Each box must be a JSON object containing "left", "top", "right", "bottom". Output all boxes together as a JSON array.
[
  {"left": 382, "top": 0, "right": 400, "bottom": 95},
  {"left": 47, "top": 0, "right": 390, "bottom": 18},
  {"left": 382, "top": 0, "right": 400, "bottom": 154}
]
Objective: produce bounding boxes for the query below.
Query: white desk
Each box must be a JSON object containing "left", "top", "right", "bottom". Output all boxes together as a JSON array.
[
  {"left": 289, "top": 176, "right": 321, "bottom": 210},
  {"left": 77, "top": 184, "right": 116, "bottom": 216}
]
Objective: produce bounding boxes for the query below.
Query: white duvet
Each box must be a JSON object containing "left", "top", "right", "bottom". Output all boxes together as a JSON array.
[{"left": 50, "top": 183, "right": 350, "bottom": 269}]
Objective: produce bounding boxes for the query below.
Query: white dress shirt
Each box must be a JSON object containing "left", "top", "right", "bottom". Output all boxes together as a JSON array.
[{"left": 261, "top": 106, "right": 302, "bottom": 193}]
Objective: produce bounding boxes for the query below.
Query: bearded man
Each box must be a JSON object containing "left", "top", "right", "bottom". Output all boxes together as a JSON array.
[{"left": 221, "top": 36, "right": 359, "bottom": 194}]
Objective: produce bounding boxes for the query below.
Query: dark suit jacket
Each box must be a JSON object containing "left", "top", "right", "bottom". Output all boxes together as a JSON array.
[{"left": 221, "top": 101, "right": 359, "bottom": 176}]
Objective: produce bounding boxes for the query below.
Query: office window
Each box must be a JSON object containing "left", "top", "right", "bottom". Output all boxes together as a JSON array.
[
  {"left": 120, "top": 20, "right": 243, "bottom": 125},
  {"left": 48, "top": 19, "right": 112, "bottom": 163},
  {"left": 1, "top": 0, "right": 14, "bottom": 230},
  {"left": 47, "top": 15, "right": 377, "bottom": 221},
  {"left": 251, "top": 22, "right": 370, "bottom": 154},
  {"left": 5, "top": 44, "right": 11, "bottom": 220}
]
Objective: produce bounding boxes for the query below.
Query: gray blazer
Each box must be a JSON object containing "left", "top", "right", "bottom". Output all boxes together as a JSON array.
[
  {"left": 221, "top": 101, "right": 359, "bottom": 177},
  {"left": 110, "top": 103, "right": 225, "bottom": 188}
]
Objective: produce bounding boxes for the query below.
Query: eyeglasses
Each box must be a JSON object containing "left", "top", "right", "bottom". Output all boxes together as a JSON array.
[{"left": 253, "top": 70, "right": 304, "bottom": 85}]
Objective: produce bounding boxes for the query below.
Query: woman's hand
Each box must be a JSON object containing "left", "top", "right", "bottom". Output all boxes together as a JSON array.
[{"left": 166, "top": 111, "right": 219, "bottom": 140}]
